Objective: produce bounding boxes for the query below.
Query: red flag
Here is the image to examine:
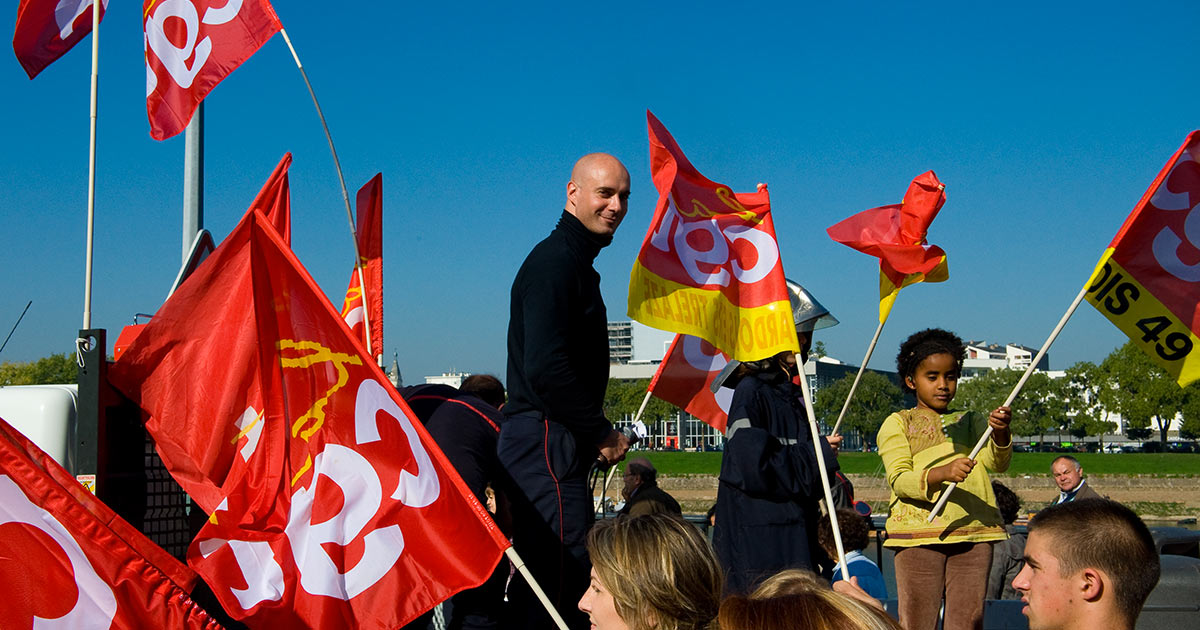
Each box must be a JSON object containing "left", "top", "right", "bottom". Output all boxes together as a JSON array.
[
  {"left": 825, "top": 171, "right": 949, "bottom": 321},
  {"left": 109, "top": 210, "right": 508, "bottom": 629},
  {"left": 341, "top": 173, "right": 384, "bottom": 361},
  {"left": 1086, "top": 131, "right": 1200, "bottom": 386},
  {"left": 629, "top": 111, "right": 796, "bottom": 361},
  {"left": 0, "top": 417, "right": 221, "bottom": 629},
  {"left": 245, "top": 152, "right": 292, "bottom": 244},
  {"left": 648, "top": 334, "right": 733, "bottom": 432},
  {"left": 144, "top": 0, "right": 281, "bottom": 140},
  {"left": 12, "top": 0, "right": 106, "bottom": 79}
]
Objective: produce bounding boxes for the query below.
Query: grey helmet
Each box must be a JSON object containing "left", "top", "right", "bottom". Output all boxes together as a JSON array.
[{"left": 710, "top": 279, "right": 838, "bottom": 392}]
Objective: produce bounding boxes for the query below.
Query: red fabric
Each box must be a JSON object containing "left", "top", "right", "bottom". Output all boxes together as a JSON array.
[
  {"left": 144, "top": 0, "right": 281, "bottom": 140},
  {"left": 0, "top": 418, "right": 221, "bottom": 629},
  {"left": 12, "top": 0, "right": 106, "bottom": 79},
  {"left": 630, "top": 112, "right": 795, "bottom": 361},
  {"left": 108, "top": 210, "right": 509, "bottom": 629},
  {"left": 341, "top": 174, "right": 384, "bottom": 361},
  {"left": 245, "top": 152, "right": 292, "bottom": 244},
  {"left": 825, "top": 171, "right": 947, "bottom": 287},
  {"left": 648, "top": 334, "right": 733, "bottom": 432},
  {"left": 1104, "top": 131, "right": 1200, "bottom": 329}
]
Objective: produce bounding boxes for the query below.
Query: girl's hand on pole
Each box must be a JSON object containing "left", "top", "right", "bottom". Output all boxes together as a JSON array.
[
  {"left": 928, "top": 457, "right": 975, "bottom": 485},
  {"left": 825, "top": 434, "right": 843, "bottom": 457},
  {"left": 989, "top": 406, "right": 1012, "bottom": 446}
]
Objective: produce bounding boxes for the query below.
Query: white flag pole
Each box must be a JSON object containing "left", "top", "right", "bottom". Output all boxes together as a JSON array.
[
  {"left": 81, "top": 1, "right": 101, "bottom": 331},
  {"left": 505, "top": 546, "right": 571, "bottom": 630},
  {"left": 831, "top": 317, "right": 888, "bottom": 436},
  {"left": 796, "top": 358, "right": 850, "bottom": 582},
  {"left": 278, "top": 27, "right": 373, "bottom": 358},
  {"left": 926, "top": 282, "right": 1090, "bottom": 521},
  {"left": 596, "top": 390, "right": 653, "bottom": 515}
]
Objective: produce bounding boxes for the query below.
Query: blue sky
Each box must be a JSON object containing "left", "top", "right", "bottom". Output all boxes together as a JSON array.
[{"left": 2, "top": 1, "right": 1198, "bottom": 383}]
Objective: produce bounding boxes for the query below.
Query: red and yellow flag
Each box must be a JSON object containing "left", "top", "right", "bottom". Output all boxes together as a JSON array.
[
  {"left": 826, "top": 171, "right": 948, "bottom": 321},
  {"left": 1086, "top": 131, "right": 1200, "bottom": 386},
  {"left": 629, "top": 112, "right": 796, "bottom": 362},
  {"left": 341, "top": 174, "right": 384, "bottom": 363}
]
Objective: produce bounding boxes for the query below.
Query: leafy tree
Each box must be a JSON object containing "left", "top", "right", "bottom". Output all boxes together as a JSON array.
[
  {"left": 1061, "top": 361, "right": 1118, "bottom": 450},
  {"left": 1100, "top": 342, "right": 1183, "bottom": 445},
  {"left": 603, "top": 379, "right": 677, "bottom": 425},
  {"left": 0, "top": 353, "right": 77, "bottom": 386},
  {"left": 814, "top": 371, "right": 903, "bottom": 449},
  {"left": 955, "top": 369, "right": 1065, "bottom": 439},
  {"left": 1179, "top": 386, "right": 1200, "bottom": 441},
  {"left": 810, "top": 341, "right": 828, "bottom": 360}
]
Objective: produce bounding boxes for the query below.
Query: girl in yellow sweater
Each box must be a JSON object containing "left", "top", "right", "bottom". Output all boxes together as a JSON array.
[{"left": 877, "top": 329, "right": 1012, "bottom": 630}]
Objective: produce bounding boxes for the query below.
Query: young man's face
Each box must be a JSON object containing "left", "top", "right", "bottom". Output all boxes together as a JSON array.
[{"left": 1013, "top": 529, "right": 1078, "bottom": 630}]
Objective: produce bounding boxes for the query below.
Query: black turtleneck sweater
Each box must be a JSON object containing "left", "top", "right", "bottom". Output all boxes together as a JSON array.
[{"left": 504, "top": 211, "right": 614, "bottom": 445}]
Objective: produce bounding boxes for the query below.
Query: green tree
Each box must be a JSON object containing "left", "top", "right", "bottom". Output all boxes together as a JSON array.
[
  {"left": 955, "top": 369, "right": 1065, "bottom": 439},
  {"left": 603, "top": 379, "right": 677, "bottom": 424},
  {"left": 814, "top": 371, "right": 903, "bottom": 449},
  {"left": 1100, "top": 342, "right": 1182, "bottom": 445},
  {"left": 1062, "top": 361, "right": 1118, "bottom": 450},
  {"left": 1178, "top": 385, "right": 1200, "bottom": 441},
  {"left": 810, "top": 341, "right": 828, "bottom": 360},
  {"left": 0, "top": 353, "right": 77, "bottom": 386}
]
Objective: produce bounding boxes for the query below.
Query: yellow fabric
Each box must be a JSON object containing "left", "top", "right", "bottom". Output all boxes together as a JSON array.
[{"left": 877, "top": 408, "right": 1010, "bottom": 547}]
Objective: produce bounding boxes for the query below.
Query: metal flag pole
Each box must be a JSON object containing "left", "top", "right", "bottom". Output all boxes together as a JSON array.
[
  {"left": 926, "top": 281, "right": 1090, "bottom": 521},
  {"left": 831, "top": 316, "right": 888, "bottom": 435},
  {"left": 278, "top": 27, "right": 373, "bottom": 358},
  {"left": 81, "top": 1, "right": 101, "bottom": 331},
  {"left": 505, "top": 546, "right": 571, "bottom": 630},
  {"left": 796, "top": 358, "right": 850, "bottom": 581}
]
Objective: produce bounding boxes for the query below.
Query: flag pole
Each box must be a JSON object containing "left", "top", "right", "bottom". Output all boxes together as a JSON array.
[
  {"left": 505, "top": 546, "right": 571, "bottom": 630},
  {"left": 80, "top": 1, "right": 100, "bottom": 331},
  {"left": 796, "top": 358, "right": 850, "bottom": 582},
  {"left": 926, "top": 281, "right": 1090, "bottom": 521},
  {"left": 278, "top": 27, "right": 374, "bottom": 358},
  {"left": 830, "top": 316, "right": 888, "bottom": 435},
  {"left": 596, "top": 390, "right": 653, "bottom": 515}
]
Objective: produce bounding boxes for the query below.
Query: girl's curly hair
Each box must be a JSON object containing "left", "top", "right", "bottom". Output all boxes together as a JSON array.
[{"left": 896, "top": 328, "right": 965, "bottom": 392}]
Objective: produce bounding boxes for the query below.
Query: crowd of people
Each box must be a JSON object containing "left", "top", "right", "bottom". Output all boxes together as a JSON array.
[{"left": 405, "top": 152, "right": 1163, "bottom": 630}]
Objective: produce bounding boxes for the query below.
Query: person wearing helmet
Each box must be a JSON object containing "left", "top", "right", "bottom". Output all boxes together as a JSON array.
[{"left": 711, "top": 280, "right": 843, "bottom": 595}]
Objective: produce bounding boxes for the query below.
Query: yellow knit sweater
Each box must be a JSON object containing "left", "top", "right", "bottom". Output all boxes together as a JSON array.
[{"left": 877, "top": 408, "right": 1010, "bottom": 547}]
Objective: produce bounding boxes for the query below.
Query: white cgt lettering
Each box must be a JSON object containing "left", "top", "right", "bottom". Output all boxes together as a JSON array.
[
  {"left": 0, "top": 475, "right": 117, "bottom": 628},
  {"left": 144, "top": 0, "right": 244, "bottom": 91},
  {"left": 54, "top": 0, "right": 107, "bottom": 40},
  {"left": 197, "top": 538, "right": 284, "bottom": 611},
  {"left": 286, "top": 444, "right": 404, "bottom": 599},
  {"left": 355, "top": 379, "right": 440, "bottom": 507},
  {"left": 650, "top": 202, "right": 778, "bottom": 287},
  {"left": 681, "top": 336, "right": 733, "bottom": 413},
  {"left": 1151, "top": 151, "right": 1200, "bottom": 282}
]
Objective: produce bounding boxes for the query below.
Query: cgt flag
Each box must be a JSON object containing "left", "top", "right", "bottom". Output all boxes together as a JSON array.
[
  {"left": 109, "top": 210, "right": 509, "bottom": 629},
  {"left": 630, "top": 112, "right": 796, "bottom": 362},
  {"left": 144, "top": 0, "right": 281, "bottom": 140},
  {"left": 648, "top": 334, "right": 734, "bottom": 432},
  {"left": 341, "top": 173, "right": 384, "bottom": 362},
  {"left": 826, "top": 171, "right": 948, "bottom": 321},
  {"left": 0, "top": 417, "right": 221, "bottom": 629},
  {"left": 1086, "top": 131, "right": 1200, "bottom": 386},
  {"left": 12, "top": 0, "right": 107, "bottom": 79}
]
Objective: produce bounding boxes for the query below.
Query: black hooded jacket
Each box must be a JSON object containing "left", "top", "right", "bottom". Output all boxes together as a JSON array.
[{"left": 504, "top": 211, "right": 613, "bottom": 445}]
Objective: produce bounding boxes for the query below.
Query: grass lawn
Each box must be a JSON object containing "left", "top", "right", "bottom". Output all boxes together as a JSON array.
[{"left": 634, "top": 450, "right": 1200, "bottom": 477}]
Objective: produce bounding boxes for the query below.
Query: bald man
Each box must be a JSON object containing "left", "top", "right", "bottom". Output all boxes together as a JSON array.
[{"left": 498, "top": 153, "right": 633, "bottom": 628}]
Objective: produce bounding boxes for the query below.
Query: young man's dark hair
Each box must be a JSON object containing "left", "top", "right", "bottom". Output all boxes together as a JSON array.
[{"left": 1014, "top": 498, "right": 1160, "bottom": 630}]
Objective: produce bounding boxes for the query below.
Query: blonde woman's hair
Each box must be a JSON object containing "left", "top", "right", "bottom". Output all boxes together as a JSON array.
[
  {"left": 718, "top": 569, "right": 901, "bottom": 630},
  {"left": 586, "top": 513, "right": 722, "bottom": 630}
]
